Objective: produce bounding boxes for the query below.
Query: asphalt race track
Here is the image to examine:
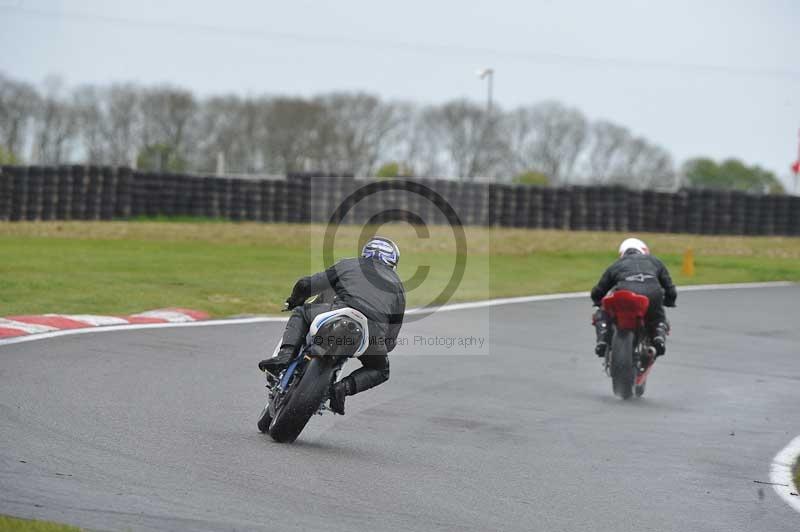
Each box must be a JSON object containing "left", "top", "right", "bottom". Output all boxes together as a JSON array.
[{"left": 1, "top": 286, "right": 799, "bottom": 531}]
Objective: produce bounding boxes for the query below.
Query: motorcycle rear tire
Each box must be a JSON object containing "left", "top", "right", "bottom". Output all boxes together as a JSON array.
[
  {"left": 611, "top": 329, "right": 635, "bottom": 399},
  {"left": 269, "top": 357, "right": 335, "bottom": 443}
]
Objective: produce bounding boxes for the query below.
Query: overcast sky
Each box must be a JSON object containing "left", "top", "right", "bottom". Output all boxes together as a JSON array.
[{"left": 2, "top": 0, "right": 798, "bottom": 187}]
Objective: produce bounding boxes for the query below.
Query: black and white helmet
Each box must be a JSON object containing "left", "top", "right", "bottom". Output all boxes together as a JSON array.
[{"left": 361, "top": 237, "right": 400, "bottom": 270}]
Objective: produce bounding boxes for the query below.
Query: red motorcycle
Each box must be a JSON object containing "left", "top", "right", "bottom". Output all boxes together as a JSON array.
[{"left": 600, "top": 290, "right": 659, "bottom": 399}]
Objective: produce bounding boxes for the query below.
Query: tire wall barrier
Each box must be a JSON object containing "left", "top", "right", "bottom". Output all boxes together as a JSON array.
[{"left": 0, "top": 166, "right": 798, "bottom": 236}]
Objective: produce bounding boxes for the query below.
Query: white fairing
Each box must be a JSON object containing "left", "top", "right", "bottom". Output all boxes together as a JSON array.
[
  {"left": 269, "top": 307, "right": 370, "bottom": 359},
  {"left": 307, "top": 307, "right": 370, "bottom": 357}
]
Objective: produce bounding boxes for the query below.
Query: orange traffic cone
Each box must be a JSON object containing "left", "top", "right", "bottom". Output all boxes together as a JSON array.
[{"left": 682, "top": 248, "right": 695, "bottom": 277}]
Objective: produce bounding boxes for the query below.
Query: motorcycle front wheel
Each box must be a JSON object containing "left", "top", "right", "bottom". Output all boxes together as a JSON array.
[
  {"left": 268, "top": 357, "right": 336, "bottom": 443},
  {"left": 257, "top": 402, "right": 272, "bottom": 433}
]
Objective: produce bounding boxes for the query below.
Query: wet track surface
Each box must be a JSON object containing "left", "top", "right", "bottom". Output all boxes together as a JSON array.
[{"left": 1, "top": 286, "right": 799, "bottom": 531}]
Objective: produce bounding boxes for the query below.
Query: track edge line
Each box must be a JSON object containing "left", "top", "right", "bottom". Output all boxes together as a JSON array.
[
  {"left": 770, "top": 434, "right": 800, "bottom": 514},
  {"left": 0, "top": 281, "right": 794, "bottom": 347}
]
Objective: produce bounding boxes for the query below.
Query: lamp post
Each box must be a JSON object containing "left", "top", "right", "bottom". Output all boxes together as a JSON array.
[
  {"left": 476, "top": 68, "right": 494, "bottom": 115},
  {"left": 475, "top": 68, "right": 495, "bottom": 183},
  {"left": 792, "top": 128, "right": 800, "bottom": 194}
]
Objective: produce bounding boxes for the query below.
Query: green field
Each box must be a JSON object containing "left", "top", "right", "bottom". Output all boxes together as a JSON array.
[
  {"left": 0, "top": 515, "right": 81, "bottom": 532},
  {"left": 795, "top": 457, "right": 800, "bottom": 493},
  {"left": 1, "top": 221, "right": 798, "bottom": 317}
]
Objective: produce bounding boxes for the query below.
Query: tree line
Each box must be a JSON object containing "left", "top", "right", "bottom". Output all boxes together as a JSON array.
[{"left": 0, "top": 73, "right": 784, "bottom": 192}]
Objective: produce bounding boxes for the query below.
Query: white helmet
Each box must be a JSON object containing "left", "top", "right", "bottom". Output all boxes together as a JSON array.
[{"left": 618, "top": 237, "right": 649, "bottom": 257}]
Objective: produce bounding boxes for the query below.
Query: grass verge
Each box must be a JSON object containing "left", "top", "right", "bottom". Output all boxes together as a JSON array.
[
  {"left": 0, "top": 515, "right": 81, "bottom": 531},
  {"left": 1, "top": 221, "right": 798, "bottom": 316}
]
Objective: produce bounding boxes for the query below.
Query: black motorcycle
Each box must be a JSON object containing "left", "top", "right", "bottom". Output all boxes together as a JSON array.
[{"left": 257, "top": 306, "right": 369, "bottom": 443}]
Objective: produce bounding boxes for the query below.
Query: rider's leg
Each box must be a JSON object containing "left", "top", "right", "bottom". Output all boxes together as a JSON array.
[
  {"left": 644, "top": 290, "right": 668, "bottom": 356},
  {"left": 650, "top": 317, "right": 669, "bottom": 356},
  {"left": 349, "top": 353, "right": 391, "bottom": 393},
  {"left": 258, "top": 304, "right": 329, "bottom": 372},
  {"left": 329, "top": 352, "right": 390, "bottom": 414},
  {"left": 593, "top": 307, "right": 611, "bottom": 356}
]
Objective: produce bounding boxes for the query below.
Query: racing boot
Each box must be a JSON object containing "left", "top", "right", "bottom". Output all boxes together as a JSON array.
[
  {"left": 593, "top": 308, "right": 611, "bottom": 357},
  {"left": 258, "top": 345, "right": 296, "bottom": 375},
  {"left": 652, "top": 322, "right": 668, "bottom": 357},
  {"left": 329, "top": 377, "right": 355, "bottom": 415}
]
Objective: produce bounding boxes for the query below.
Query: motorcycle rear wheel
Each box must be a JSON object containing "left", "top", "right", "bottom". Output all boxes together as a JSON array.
[
  {"left": 268, "top": 357, "right": 336, "bottom": 443},
  {"left": 611, "top": 329, "right": 635, "bottom": 399}
]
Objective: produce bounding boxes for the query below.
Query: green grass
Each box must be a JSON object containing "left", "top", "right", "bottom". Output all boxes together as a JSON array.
[
  {"left": 0, "top": 222, "right": 798, "bottom": 316},
  {"left": 794, "top": 456, "right": 800, "bottom": 492},
  {"left": 0, "top": 515, "right": 81, "bottom": 532}
]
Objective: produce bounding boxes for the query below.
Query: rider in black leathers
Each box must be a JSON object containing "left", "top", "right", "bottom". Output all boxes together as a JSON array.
[
  {"left": 591, "top": 238, "right": 677, "bottom": 357},
  {"left": 259, "top": 237, "right": 405, "bottom": 415}
]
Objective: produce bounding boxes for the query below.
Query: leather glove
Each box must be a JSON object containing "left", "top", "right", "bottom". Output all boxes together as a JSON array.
[{"left": 285, "top": 296, "right": 304, "bottom": 310}]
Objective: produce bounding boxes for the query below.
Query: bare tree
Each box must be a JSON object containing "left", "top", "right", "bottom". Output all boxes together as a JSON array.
[
  {"left": 195, "top": 95, "right": 243, "bottom": 173},
  {"left": 72, "top": 85, "right": 106, "bottom": 164},
  {"left": 616, "top": 137, "right": 675, "bottom": 189},
  {"left": 100, "top": 84, "right": 141, "bottom": 166},
  {"left": 261, "top": 97, "right": 330, "bottom": 174},
  {"left": 70, "top": 83, "right": 141, "bottom": 166},
  {"left": 316, "top": 93, "right": 404, "bottom": 176},
  {"left": 139, "top": 86, "right": 196, "bottom": 169},
  {"left": 0, "top": 73, "right": 39, "bottom": 161},
  {"left": 375, "top": 102, "right": 429, "bottom": 176},
  {"left": 420, "top": 99, "right": 505, "bottom": 180},
  {"left": 194, "top": 95, "right": 272, "bottom": 174},
  {"left": 583, "top": 120, "right": 630, "bottom": 182},
  {"left": 237, "top": 97, "right": 269, "bottom": 173},
  {"left": 32, "top": 77, "right": 79, "bottom": 164},
  {"left": 582, "top": 121, "right": 675, "bottom": 188},
  {"left": 0, "top": 72, "right": 681, "bottom": 187},
  {"left": 505, "top": 101, "right": 588, "bottom": 184}
]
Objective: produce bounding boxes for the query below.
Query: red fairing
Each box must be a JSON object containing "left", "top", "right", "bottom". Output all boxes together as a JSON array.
[{"left": 601, "top": 290, "right": 650, "bottom": 330}]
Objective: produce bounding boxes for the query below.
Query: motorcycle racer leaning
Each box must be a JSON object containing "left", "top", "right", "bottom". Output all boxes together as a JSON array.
[
  {"left": 590, "top": 238, "right": 677, "bottom": 357},
  {"left": 259, "top": 237, "right": 406, "bottom": 415}
]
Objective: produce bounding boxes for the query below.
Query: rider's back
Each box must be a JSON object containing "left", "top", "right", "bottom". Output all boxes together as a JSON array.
[
  {"left": 322, "top": 257, "right": 406, "bottom": 349},
  {"left": 329, "top": 258, "right": 404, "bottom": 318},
  {"left": 591, "top": 250, "right": 677, "bottom": 306},
  {"left": 607, "top": 253, "right": 667, "bottom": 286}
]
